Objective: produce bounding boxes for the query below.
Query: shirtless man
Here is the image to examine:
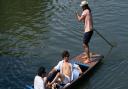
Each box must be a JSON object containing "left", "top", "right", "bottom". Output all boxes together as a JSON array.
[
  {"left": 48, "top": 50, "right": 72, "bottom": 86},
  {"left": 76, "top": 0, "right": 93, "bottom": 63}
]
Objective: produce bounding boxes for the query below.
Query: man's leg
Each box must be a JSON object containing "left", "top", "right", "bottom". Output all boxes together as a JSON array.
[
  {"left": 48, "top": 72, "right": 61, "bottom": 87},
  {"left": 83, "top": 43, "right": 91, "bottom": 63}
]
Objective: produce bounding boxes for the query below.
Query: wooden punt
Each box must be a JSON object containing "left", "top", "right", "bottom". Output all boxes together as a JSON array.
[{"left": 25, "top": 52, "right": 103, "bottom": 89}]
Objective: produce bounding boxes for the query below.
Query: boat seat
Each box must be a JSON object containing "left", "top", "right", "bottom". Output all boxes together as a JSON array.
[{"left": 75, "top": 62, "right": 89, "bottom": 72}]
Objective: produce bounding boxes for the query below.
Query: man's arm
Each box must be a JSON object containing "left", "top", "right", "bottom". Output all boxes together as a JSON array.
[
  {"left": 48, "top": 61, "right": 62, "bottom": 75},
  {"left": 77, "top": 65, "right": 82, "bottom": 74},
  {"left": 48, "top": 67, "right": 57, "bottom": 75},
  {"left": 76, "top": 11, "right": 85, "bottom": 21}
]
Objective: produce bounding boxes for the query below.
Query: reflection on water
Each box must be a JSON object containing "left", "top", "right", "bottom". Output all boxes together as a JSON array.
[{"left": 0, "top": 0, "right": 128, "bottom": 89}]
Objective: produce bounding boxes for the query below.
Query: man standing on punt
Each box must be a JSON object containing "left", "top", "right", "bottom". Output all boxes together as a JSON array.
[{"left": 76, "top": 0, "right": 93, "bottom": 63}]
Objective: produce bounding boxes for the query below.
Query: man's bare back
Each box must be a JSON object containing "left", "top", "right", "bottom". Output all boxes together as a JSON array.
[{"left": 62, "top": 62, "right": 72, "bottom": 77}]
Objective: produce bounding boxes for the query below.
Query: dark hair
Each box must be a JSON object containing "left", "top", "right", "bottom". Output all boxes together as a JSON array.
[
  {"left": 62, "top": 50, "right": 70, "bottom": 58},
  {"left": 82, "top": 4, "right": 91, "bottom": 12},
  {"left": 37, "top": 66, "right": 46, "bottom": 77}
]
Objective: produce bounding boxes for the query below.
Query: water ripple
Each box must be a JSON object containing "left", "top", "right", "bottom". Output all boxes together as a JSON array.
[{"left": 1, "top": 0, "right": 128, "bottom": 89}]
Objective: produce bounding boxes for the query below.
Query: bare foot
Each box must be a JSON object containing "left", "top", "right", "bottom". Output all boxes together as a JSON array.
[
  {"left": 81, "top": 56, "right": 88, "bottom": 59},
  {"left": 83, "top": 58, "right": 91, "bottom": 64},
  {"left": 52, "top": 83, "right": 57, "bottom": 89},
  {"left": 47, "top": 83, "right": 52, "bottom": 89}
]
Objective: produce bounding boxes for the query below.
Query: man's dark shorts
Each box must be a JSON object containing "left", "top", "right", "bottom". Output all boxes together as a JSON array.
[{"left": 83, "top": 30, "right": 93, "bottom": 44}]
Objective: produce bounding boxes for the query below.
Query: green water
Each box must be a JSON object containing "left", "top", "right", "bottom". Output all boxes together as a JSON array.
[{"left": 0, "top": 0, "right": 128, "bottom": 89}]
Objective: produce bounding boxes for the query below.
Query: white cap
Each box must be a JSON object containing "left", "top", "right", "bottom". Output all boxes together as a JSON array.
[{"left": 80, "top": 0, "right": 88, "bottom": 7}]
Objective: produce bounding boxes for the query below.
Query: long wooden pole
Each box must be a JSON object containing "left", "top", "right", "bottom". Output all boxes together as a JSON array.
[{"left": 94, "top": 29, "right": 114, "bottom": 47}]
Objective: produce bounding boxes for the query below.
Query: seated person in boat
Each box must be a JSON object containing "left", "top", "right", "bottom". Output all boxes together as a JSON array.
[
  {"left": 72, "top": 63, "right": 83, "bottom": 80},
  {"left": 34, "top": 66, "right": 47, "bottom": 89},
  {"left": 48, "top": 50, "right": 72, "bottom": 87},
  {"left": 47, "top": 50, "right": 82, "bottom": 88}
]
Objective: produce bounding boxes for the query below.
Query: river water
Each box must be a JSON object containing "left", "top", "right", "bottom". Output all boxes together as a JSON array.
[{"left": 0, "top": 0, "right": 128, "bottom": 89}]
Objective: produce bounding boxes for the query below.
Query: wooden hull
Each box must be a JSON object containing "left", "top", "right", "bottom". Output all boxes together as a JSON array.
[{"left": 25, "top": 52, "right": 103, "bottom": 89}]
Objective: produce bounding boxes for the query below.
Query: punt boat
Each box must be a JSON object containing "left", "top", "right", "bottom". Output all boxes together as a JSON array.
[{"left": 25, "top": 52, "right": 104, "bottom": 89}]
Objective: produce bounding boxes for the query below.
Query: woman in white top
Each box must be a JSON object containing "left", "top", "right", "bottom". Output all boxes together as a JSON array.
[{"left": 34, "top": 66, "right": 47, "bottom": 89}]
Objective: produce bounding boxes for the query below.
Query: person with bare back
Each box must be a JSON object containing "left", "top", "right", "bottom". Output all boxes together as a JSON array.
[
  {"left": 47, "top": 50, "right": 72, "bottom": 88},
  {"left": 47, "top": 50, "right": 82, "bottom": 88}
]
